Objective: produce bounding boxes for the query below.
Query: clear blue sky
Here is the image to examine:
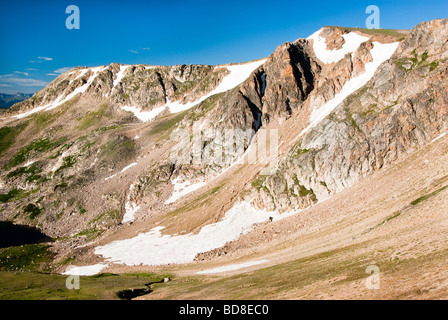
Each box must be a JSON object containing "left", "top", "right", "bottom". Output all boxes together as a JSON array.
[{"left": 0, "top": 0, "right": 446, "bottom": 94}]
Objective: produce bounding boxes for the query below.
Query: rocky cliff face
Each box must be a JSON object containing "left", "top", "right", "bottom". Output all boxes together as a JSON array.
[
  {"left": 0, "top": 19, "right": 446, "bottom": 256},
  {"left": 252, "top": 19, "right": 448, "bottom": 212}
]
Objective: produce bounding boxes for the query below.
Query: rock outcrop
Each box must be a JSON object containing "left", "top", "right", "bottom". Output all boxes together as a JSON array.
[{"left": 253, "top": 19, "right": 448, "bottom": 212}]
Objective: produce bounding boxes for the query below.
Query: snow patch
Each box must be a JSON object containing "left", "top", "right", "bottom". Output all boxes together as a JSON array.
[
  {"left": 24, "top": 160, "right": 35, "bottom": 167},
  {"left": 197, "top": 259, "right": 269, "bottom": 274},
  {"left": 121, "top": 162, "right": 137, "bottom": 173},
  {"left": 51, "top": 150, "right": 70, "bottom": 172},
  {"left": 73, "top": 69, "right": 88, "bottom": 81},
  {"left": 308, "top": 29, "right": 369, "bottom": 65},
  {"left": 121, "top": 105, "right": 166, "bottom": 122},
  {"left": 62, "top": 264, "right": 107, "bottom": 276},
  {"left": 113, "top": 65, "right": 130, "bottom": 88},
  {"left": 431, "top": 132, "right": 447, "bottom": 143},
  {"left": 121, "top": 184, "right": 140, "bottom": 223},
  {"left": 122, "top": 201, "right": 140, "bottom": 224},
  {"left": 164, "top": 178, "right": 206, "bottom": 205},
  {"left": 104, "top": 162, "right": 137, "bottom": 181},
  {"left": 94, "top": 201, "right": 299, "bottom": 266}
]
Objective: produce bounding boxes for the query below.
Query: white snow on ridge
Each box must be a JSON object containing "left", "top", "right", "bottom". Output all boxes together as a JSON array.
[
  {"left": 168, "top": 59, "right": 267, "bottom": 113},
  {"left": 104, "top": 162, "right": 137, "bottom": 181},
  {"left": 307, "top": 29, "right": 369, "bottom": 65},
  {"left": 62, "top": 263, "right": 107, "bottom": 276},
  {"left": 121, "top": 105, "right": 166, "bottom": 122},
  {"left": 51, "top": 150, "right": 70, "bottom": 172},
  {"left": 121, "top": 162, "right": 137, "bottom": 172},
  {"left": 431, "top": 132, "right": 447, "bottom": 143},
  {"left": 299, "top": 41, "right": 399, "bottom": 140},
  {"left": 94, "top": 201, "right": 299, "bottom": 266},
  {"left": 73, "top": 69, "right": 88, "bottom": 81},
  {"left": 14, "top": 67, "right": 105, "bottom": 119},
  {"left": 121, "top": 59, "right": 267, "bottom": 121},
  {"left": 113, "top": 65, "right": 130, "bottom": 88},
  {"left": 197, "top": 259, "right": 269, "bottom": 274},
  {"left": 164, "top": 178, "right": 206, "bottom": 205},
  {"left": 46, "top": 67, "right": 104, "bottom": 111},
  {"left": 24, "top": 160, "right": 35, "bottom": 167}
]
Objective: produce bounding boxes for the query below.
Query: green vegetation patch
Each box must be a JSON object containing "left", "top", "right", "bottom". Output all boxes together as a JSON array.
[
  {"left": 23, "top": 203, "right": 41, "bottom": 220},
  {"left": 173, "top": 79, "right": 200, "bottom": 96},
  {"left": 54, "top": 154, "right": 77, "bottom": 174},
  {"left": 89, "top": 209, "right": 121, "bottom": 227},
  {"left": 0, "top": 188, "right": 26, "bottom": 203},
  {"left": 77, "top": 103, "right": 110, "bottom": 130},
  {"left": 6, "top": 137, "right": 65, "bottom": 169},
  {"left": 149, "top": 109, "right": 189, "bottom": 137},
  {"left": 396, "top": 50, "right": 440, "bottom": 74},
  {"left": 328, "top": 26, "right": 408, "bottom": 41},
  {"left": 188, "top": 92, "right": 224, "bottom": 122},
  {"left": 297, "top": 184, "right": 315, "bottom": 197},
  {"left": 411, "top": 185, "right": 448, "bottom": 206},
  {"left": 0, "top": 244, "right": 51, "bottom": 272},
  {"left": 251, "top": 174, "right": 268, "bottom": 191},
  {"left": 0, "top": 123, "right": 28, "bottom": 157},
  {"left": 6, "top": 164, "right": 45, "bottom": 184},
  {"left": 100, "top": 135, "right": 136, "bottom": 164},
  {"left": 295, "top": 148, "right": 310, "bottom": 157},
  {"left": 75, "top": 228, "right": 104, "bottom": 241},
  {"left": 0, "top": 271, "right": 173, "bottom": 300}
]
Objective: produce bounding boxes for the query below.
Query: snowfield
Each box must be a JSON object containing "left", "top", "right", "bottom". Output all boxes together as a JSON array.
[{"left": 94, "top": 201, "right": 298, "bottom": 266}]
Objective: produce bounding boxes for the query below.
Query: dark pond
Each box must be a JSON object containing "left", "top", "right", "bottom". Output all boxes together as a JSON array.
[{"left": 0, "top": 221, "right": 52, "bottom": 248}]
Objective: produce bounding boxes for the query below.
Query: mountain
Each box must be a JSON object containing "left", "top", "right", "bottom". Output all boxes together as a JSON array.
[
  {"left": 0, "top": 93, "right": 33, "bottom": 109},
  {"left": 1, "top": 19, "right": 447, "bottom": 299}
]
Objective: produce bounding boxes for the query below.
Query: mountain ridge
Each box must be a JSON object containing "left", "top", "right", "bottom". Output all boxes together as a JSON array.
[
  {"left": 0, "top": 19, "right": 447, "bottom": 299},
  {"left": 0, "top": 93, "right": 33, "bottom": 109}
]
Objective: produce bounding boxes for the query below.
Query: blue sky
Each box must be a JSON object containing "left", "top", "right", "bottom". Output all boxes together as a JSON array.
[{"left": 0, "top": 0, "right": 446, "bottom": 94}]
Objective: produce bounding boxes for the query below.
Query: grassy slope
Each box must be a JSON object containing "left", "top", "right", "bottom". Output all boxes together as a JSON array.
[
  {"left": 326, "top": 26, "right": 408, "bottom": 41},
  {"left": 0, "top": 272, "right": 172, "bottom": 300},
  {"left": 147, "top": 244, "right": 448, "bottom": 300}
]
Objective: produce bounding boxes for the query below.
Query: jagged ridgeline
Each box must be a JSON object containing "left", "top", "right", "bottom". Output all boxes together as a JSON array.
[{"left": 0, "top": 19, "right": 447, "bottom": 273}]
